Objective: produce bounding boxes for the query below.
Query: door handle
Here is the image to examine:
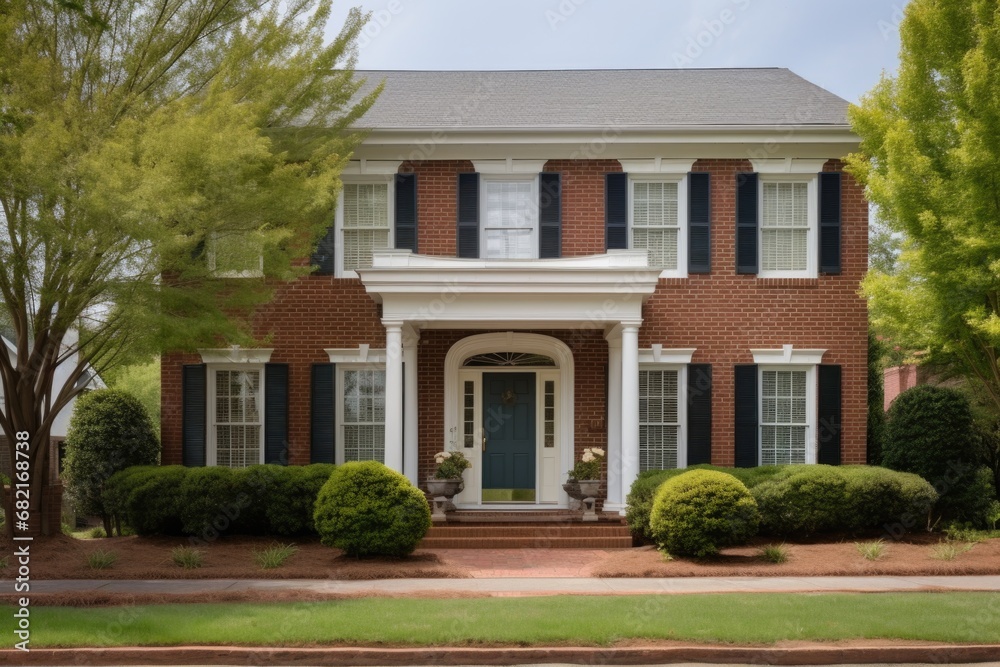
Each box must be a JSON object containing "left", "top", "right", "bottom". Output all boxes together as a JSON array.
[{"left": 482, "top": 432, "right": 487, "bottom": 451}]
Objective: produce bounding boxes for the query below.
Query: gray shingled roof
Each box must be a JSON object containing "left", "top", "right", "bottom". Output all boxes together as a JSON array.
[{"left": 352, "top": 69, "right": 849, "bottom": 130}]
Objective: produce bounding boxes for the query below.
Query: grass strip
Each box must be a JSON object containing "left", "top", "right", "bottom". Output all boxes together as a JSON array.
[{"left": 7, "top": 593, "right": 1000, "bottom": 648}]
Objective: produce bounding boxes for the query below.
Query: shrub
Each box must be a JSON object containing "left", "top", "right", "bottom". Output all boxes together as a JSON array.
[
  {"left": 253, "top": 542, "right": 298, "bottom": 569},
  {"left": 178, "top": 467, "right": 244, "bottom": 537},
  {"left": 171, "top": 546, "right": 203, "bottom": 568},
  {"left": 883, "top": 385, "right": 994, "bottom": 525},
  {"left": 758, "top": 543, "right": 788, "bottom": 564},
  {"left": 313, "top": 461, "right": 431, "bottom": 557},
  {"left": 856, "top": 539, "right": 887, "bottom": 561},
  {"left": 265, "top": 464, "right": 337, "bottom": 535},
  {"left": 649, "top": 469, "right": 760, "bottom": 557},
  {"left": 86, "top": 549, "right": 117, "bottom": 569},
  {"left": 105, "top": 465, "right": 186, "bottom": 536},
  {"left": 62, "top": 389, "right": 159, "bottom": 536}
]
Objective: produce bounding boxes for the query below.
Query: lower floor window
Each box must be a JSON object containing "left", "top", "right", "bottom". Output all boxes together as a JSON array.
[
  {"left": 761, "top": 369, "right": 808, "bottom": 465},
  {"left": 639, "top": 369, "right": 680, "bottom": 471},
  {"left": 213, "top": 369, "right": 262, "bottom": 468},
  {"left": 341, "top": 368, "right": 386, "bottom": 463}
]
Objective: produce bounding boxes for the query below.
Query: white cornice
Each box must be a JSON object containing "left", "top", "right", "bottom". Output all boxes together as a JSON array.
[
  {"left": 749, "top": 158, "right": 829, "bottom": 174},
  {"left": 751, "top": 345, "right": 826, "bottom": 366},
  {"left": 342, "top": 159, "right": 402, "bottom": 176},
  {"left": 199, "top": 348, "right": 273, "bottom": 364},
  {"left": 638, "top": 347, "right": 697, "bottom": 364},
  {"left": 471, "top": 158, "right": 548, "bottom": 174},
  {"left": 618, "top": 158, "right": 697, "bottom": 174},
  {"left": 325, "top": 345, "right": 387, "bottom": 364}
]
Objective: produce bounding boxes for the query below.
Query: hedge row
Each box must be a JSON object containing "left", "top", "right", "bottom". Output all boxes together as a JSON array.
[
  {"left": 104, "top": 464, "right": 336, "bottom": 538},
  {"left": 627, "top": 464, "right": 938, "bottom": 540}
]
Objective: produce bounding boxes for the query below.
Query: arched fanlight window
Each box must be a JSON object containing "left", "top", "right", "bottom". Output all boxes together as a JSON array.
[{"left": 463, "top": 352, "right": 556, "bottom": 367}]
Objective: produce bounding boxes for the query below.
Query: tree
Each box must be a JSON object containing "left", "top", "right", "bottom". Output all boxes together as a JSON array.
[
  {"left": 0, "top": 0, "right": 379, "bottom": 536},
  {"left": 103, "top": 359, "right": 161, "bottom": 436},
  {"left": 848, "top": 0, "right": 1000, "bottom": 419},
  {"left": 63, "top": 389, "right": 159, "bottom": 536}
]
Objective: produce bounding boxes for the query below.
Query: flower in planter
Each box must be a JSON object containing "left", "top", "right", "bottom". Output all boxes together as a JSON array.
[
  {"left": 567, "top": 447, "right": 605, "bottom": 481},
  {"left": 433, "top": 450, "right": 472, "bottom": 479}
]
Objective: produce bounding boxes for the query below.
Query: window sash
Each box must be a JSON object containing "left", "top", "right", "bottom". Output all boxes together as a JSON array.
[
  {"left": 631, "top": 181, "right": 680, "bottom": 270},
  {"left": 639, "top": 369, "right": 680, "bottom": 471},
  {"left": 760, "top": 369, "right": 808, "bottom": 465},
  {"left": 341, "top": 368, "right": 386, "bottom": 464},
  {"left": 213, "top": 369, "right": 262, "bottom": 469},
  {"left": 761, "top": 181, "right": 809, "bottom": 272},
  {"left": 482, "top": 180, "right": 537, "bottom": 259},
  {"left": 342, "top": 183, "right": 391, "bottom": 273}
]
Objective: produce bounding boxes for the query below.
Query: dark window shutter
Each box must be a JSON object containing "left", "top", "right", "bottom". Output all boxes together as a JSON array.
[
  {"left": 688, "top": 172, "right": 711, "bottom": 273},
  {"left": 734, "top": 364, "right": 759, "bottom": 468},
  {"left": 686, "top": 364, "right": 712, "bottom": 465},
  {"left": 395, "top": 173, "right": 418, "bottom": 253},
  {"left": 818, "top": 364, "right": 843, "bottom": 465},
  {"left": 605, "top": 172, "right": 628, "bottom": 250},
  {"left": 819, "top": 172, "right": 842, "bottom": 274},
  {"left": 736, "top": 173, "right": 759, "bottom": 274},
  {"left": 264, "top": 364, "right": 289, "bottom": 465},
  {"left": 310, "top": 363, "right": 335, "bottom": 463},
  {"left": 182, "top": 365, "right": 207, "bottom": 467},
  {"left": 539, "top": 172, "right": 561, "bottom": 258},
  {"left": 457, "top": 172, "right": 479, "bottom": 258},
  {"left": 311, "top": 223, "right": 336, "bottom": 275}
]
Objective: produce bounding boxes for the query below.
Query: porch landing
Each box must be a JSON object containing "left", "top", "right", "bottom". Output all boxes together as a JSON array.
[{"left": 420, "top": 511, "right": 634, "bottom": 549}]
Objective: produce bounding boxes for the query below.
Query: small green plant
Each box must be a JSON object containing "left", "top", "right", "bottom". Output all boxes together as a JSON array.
[
  {"left": 758, "top": 543, "right": 789, "bottom": 564},
  {"left": 659, "top": 549, "right": 674, "bottom": 562},
  {"left": 86, "top": 549, "right": 117, "bottom": 570},
  {"left": 988, "top": 501, "right": 1000, "bottom": 531},
  {"left": 0, "top": 556, "right": 8, "bottom": 569},
  {"left": 567, "top": 447, "right": 606, "bottom": 481},
  {"left": 855, "top": 539, "right": 887, "bottom": 561},
  {"left": 87, "top": 526, "right": 107, "bottom": 539},
  {"left": 252, "top": 543, "right": 298, "bottom": 570},
  {"left": 930, "top": 541, "right": 975, "bottom": 561},
  {"left": 432, "top": 450, "right": 472, "bottom": 480},
  {"left": 944, "top": 524, "right": 989, "bottom": 544},
  {"left": 171, "top": 546, "right": 203, "bottom": 569}
]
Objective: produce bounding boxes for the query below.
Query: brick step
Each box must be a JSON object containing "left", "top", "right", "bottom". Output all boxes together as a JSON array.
[
  {"left": 419, "top": 535, "right": 634, "bottom": 549},
  {"left": 426, "top": 525, "right": 631, "bottom": 538},
  {"left": 442, "top": 512, "right": 626, "bottom": 525}
]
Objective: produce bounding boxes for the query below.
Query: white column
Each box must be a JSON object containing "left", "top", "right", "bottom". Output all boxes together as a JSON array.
[
  {"left": 605, "top": 331, "right": 624, "bottom": 512},
  {"left": 402, "top": 326, "right": 420, "bottom": 485},
  {"left": 620, "top": 323, "right": 641, "bottom": 508},
  {"left": 383, "top": 321, "right": 404, "bottom": 473}
]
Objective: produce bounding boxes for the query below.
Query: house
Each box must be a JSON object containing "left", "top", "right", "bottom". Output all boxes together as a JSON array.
[{"left": 160, "top": 69, "right": 868, "bottom": 514}]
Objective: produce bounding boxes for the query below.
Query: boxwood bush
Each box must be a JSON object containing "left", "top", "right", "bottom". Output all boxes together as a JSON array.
[
  {"left": 628, "top": 464, "right": 939, "bottom": 540},
  {"left": 313, "top": 461, "right": 431, "bottom": 557},
  {"left": 103, "top": 464, "right": 336, "bottom": 537},
  {"left": 649, "top": 469, "right": 760, "bottom": 557}
]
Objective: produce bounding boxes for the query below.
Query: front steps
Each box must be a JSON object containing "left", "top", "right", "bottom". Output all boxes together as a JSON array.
[{"left": 419, "top": 511, "right": 634, "bottom": 549}]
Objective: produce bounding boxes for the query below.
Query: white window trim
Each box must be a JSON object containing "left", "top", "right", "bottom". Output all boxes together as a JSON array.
[
  {"left": 479, "top": 173, "right": 540, "bottom": 260},
  {"left": 336, "top": 363, "right": 388, "bottom": 465},
  {"left": 199, "top": 348, "right": 274, "bottom": 364},
  {"left": 207, "top": 231, "right": 264, "bottom": 279},
  {"left": 628, "top": 173, "right": 689, "bottom": 278},
  {"left": 757, "top": 364, "right": 817, "bottom": 466},
  {"left": 757, "top": 173, "right": 818, "bottom": 279},
  {"left": 336, "top": 176, "right": 396, "bottom": 279},
  {"left": 751, "top": 346, "right": 826, "bottom": 366},
  {"left": 638, "top": 363, "right": 688, "bottom": 471},
  {"left": 206, "top": 364, "right": 266, "bottom": 467},
  {"left": 325, "top": 346, "right": 387, "bottom": 364}
]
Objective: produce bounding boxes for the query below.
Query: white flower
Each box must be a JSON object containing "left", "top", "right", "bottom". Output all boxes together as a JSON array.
[
  {"left": 442, "top": 451, "right": 453, "bottom": 459},
  {"left": 581, "top": 451, "right": 594, "bottom": 463},
  {"left": 591, "top": 447, "right": 605, "bottom": 458}
]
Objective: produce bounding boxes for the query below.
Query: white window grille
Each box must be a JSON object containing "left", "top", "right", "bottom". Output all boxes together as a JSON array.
[
  {"left": 341, "top": 368, "right": 386, "bottom": 463},
  {"left": 761, "top": 181, "right": 809, "bottom": 272},
  {"left": 342, "top": 183, "right": 391, "bottom": 272},
  {"left": 632, "top": 181, "right": 679, "bottom": 270},
  {"left": 213, "top": 369, "right": 262, "bottom": 468},
  {"left": 639, "top": 369, "right": 681, "bottom": 471},
  {"left": 761, "top": 369, "right": 808, "bottom": 465},
  {"left": 482, "top": 180, "right": 537, "bottom": 259}
]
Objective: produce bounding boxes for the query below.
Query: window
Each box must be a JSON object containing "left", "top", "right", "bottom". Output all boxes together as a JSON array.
[
  {"left": 208, "top": 231, "right": 264, "bottom": 278},
  {"left": 481, "top": 178, "right": 538, "bottom": 259},
  {"left": 340, "top": 181, "right": 392, "bottom": 275},
  {"left": 631, "top": 181, "right": 680, "bottom": 270},
  {"left": 339, "top": 367, "right": 386, "bottom": 463},
  {"left": 760, "top": 368, "right": 813, "bottom": 465},
  {"left": 210, "top": 368, "right": 263, "bottom": 468},
  {"left": 639, "top": 368, "right": 682, "bottom": 471},
  {"left": 758, "top": 176, "right": 817, "bottom": 278}
]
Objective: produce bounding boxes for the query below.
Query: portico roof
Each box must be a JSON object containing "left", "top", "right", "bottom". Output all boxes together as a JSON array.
[{"left": 358, "top": 250, "right": 660, "bottom": 329}]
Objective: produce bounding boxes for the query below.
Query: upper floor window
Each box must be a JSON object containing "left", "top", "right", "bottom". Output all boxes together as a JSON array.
[
  {"left": 208, "top": 231, "right": 263, "bottom": 278},
  {"left": 481, "top": 177, "right": 538, "bottom": 259},
  {"left": 631, "top": 179, "right": 683, "bottom": 272},
  {"left": 341, "top": 181, "right": 393, "bottom": 275},
  {"left": 761, "top": 181, "right": 811, "bottom": 274}
]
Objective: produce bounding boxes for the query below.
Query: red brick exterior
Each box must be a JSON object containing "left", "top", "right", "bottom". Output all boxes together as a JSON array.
[{"left": 161, "top": 157, "right": 868, "bottom": 469}]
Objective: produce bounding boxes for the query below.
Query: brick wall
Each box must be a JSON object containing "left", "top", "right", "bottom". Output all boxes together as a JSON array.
[{"left": 161, "top": 157, "right": 868, "bottom": 467}]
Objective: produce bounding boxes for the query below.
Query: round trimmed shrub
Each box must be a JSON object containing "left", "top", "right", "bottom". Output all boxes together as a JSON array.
[
  {"left": 313, "top": 461, "right": 431, "bottom": 557},
  {"left": 63, "top": 389, "right": 159, "bottom": 535},
  {"left": 649, "top": 469, "right": 760, "bottom": 557},
  {"left": 883, "top": 385, "right": 992, "bottom": 525},
  {"left": 752, "top": 466, "right": 849, "bottom": 535}
]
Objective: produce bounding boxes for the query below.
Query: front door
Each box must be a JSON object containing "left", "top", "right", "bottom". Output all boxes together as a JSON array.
[{"left": 482, "top": 372, "right": 536, "bottom": 501}]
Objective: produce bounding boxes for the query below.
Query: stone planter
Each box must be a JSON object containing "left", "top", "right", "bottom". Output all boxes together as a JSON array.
[
  {"left": 426, "top": 477, "right": 464, "bottom": 522},
  {"left": 562, "top": 479, "right": 602, "bottom": 521}
]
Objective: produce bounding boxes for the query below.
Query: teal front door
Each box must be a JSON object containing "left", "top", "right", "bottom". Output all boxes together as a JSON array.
[{"left": 482, "top": 373, "right": 536, "bottom": 502}]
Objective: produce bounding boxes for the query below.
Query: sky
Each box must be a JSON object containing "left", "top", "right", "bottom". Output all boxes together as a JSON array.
[{"left": 323, "top": 0, "right": 909, "bottom": 104}]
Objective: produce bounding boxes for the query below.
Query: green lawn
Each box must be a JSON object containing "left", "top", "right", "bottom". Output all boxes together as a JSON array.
[{"left": 8, "top": 593, "right": 1000, "bottom": 647}]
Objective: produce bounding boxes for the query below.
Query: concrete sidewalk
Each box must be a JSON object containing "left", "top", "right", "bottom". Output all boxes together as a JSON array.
[{"left": 29, "top": 574, "right": 1000, "bottom": 596}]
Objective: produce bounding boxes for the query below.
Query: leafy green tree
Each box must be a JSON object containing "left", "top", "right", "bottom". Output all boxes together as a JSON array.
[
  {"left": 867, "top": 329, "right": 887, "bottom": 464},
  {"left": 103, "top": 359, "right": 161, "bottom": 436},
  {"left": 0, "top": 0, "right": 379, "bottom": 536},
  {"left": 849, "top": 0, "right": 1000, "bottom": 418},
  {"left": 63, "top": 389, "right": 159, "bottom": 535}
]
